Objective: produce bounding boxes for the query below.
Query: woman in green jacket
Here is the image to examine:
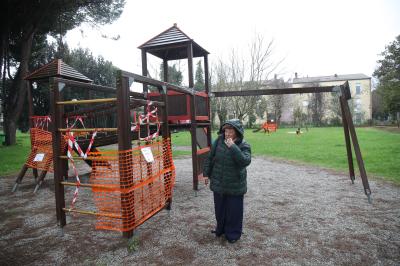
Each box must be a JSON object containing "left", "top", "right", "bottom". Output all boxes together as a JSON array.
[{"left": 203, "top": 119, "right": 251, "bottom": 243}]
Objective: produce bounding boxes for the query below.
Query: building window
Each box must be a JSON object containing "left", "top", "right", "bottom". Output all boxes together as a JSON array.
[
  {"left": 355, "top": 83, "right": 362, "bottom": 95},
  {"left": 355, "top": 113, "right": 362, "bottom": 124},
  {"left": 353, "top": 98, "right": 362, "bottom": 113}
]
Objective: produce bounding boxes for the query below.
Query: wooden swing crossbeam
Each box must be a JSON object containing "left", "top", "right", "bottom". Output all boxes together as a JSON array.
[
  {"left": 212, "top": 81, "right": 371, "bottom": 203},
  {"left": 212, "top": 85, "right": 339, "bottom": 97}
]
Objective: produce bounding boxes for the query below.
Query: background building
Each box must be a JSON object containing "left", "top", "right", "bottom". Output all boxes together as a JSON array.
[
  {"left": 287, "top": 73, "right": 372, "bottom": 125},
  {"left": 212, "top": 73, "right": 372, "bottom": 127}
]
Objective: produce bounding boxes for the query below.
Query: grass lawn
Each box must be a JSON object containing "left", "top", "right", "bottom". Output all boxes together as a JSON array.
[
  {"left": 246, "top": 127, "right": 400, "bottom": 184},
  {"left": 171, "top": 127, "right": 400, "bottom": 184},
  {"left": 171, "top": 130, "right": 192, "bottom": 146},
  {"left": 0, "top": 132, "right": 31, "bottom": 176},
  {"left": 1, "top": 128, "right": 399, "bottom": 184}
]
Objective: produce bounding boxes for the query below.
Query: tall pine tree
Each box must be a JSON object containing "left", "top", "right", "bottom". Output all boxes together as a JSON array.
[
  {"left": 194, "top": 61, "right": 204, "bottom": 91},
  {"left": 159, "top": 63, "right": 183, "bottom": 85}
]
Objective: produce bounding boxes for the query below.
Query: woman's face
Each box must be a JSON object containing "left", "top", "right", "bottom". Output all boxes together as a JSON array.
[{"left": 224, "top": 127, "right": 237, "bottom": 140}]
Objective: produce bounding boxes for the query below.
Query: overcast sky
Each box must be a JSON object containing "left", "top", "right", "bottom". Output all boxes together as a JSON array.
[{"left": 66, "top": 0, "right": 400, "bottom": 84}]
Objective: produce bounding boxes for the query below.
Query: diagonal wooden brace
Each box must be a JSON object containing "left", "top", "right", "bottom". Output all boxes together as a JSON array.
[{"left": 339, "top": 91, "right": 372, "bottom": 203}]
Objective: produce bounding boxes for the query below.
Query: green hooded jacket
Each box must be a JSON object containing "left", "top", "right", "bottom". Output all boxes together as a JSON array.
[{"left": 203, "top": 119, "right": 251, "bottom": 195}]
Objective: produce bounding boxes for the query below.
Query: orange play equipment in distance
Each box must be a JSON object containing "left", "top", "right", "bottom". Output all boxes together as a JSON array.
[{"left": 261, "top": 121, "right": 277, "bottom": 133}]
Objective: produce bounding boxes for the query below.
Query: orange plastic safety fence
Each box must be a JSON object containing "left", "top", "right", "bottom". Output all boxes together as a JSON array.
[
  {"left": 25, "top": 128, "right": 68, "bottom": 172},
  {"left": 25, "top": 128, "right": 55, "bottom": 172},
  {"left": 89, "top": 137, "right": 175, "bottom": 232}
]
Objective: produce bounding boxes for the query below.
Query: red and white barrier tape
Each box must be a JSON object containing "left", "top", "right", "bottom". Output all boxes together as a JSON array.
[
  {"left": 64, "top": 116, "right": 97, "bottom": 209},
  {"left": 66, "top": 136, "right": 80, "bottom": 209},
  {"left": 66, "top": 116, "right": 85, "bottom": 129},
  {"left": 131, "top": 102, "right": 160, "bottom": 141},
  {"left": 33, "top": 116, "right": 51, "bottom": 130},
  {"left": 67, "top": 131, "right": 97, "bottom": 159}
]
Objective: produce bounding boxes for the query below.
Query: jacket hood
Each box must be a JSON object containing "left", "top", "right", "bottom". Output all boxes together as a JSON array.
[{"left": 218, "top": 119, "right": 244, "bottom": 139}]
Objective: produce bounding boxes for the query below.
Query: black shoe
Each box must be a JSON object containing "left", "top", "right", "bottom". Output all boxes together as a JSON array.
[
  {"left": 227, "top": 239, "right": 238, "bottom": 243},
  {"left": 211, "top": 230, "right": 223, "bottom": 237}
]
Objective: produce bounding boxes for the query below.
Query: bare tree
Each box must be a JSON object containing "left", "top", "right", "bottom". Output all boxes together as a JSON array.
[
  {"left": 210, "top": 59, "right": 231, "bottom": 126},
  {"left": 255, "top": 96, "right": 268, "bottom": 119},
  {"left": 310, "top": 92, "right": 325, "bottom": 126},
  {"left": 267, "top": 77, "right": 287, "bottom": 125},
  {"left": 292, "top": 105, "right": 304, "bottom": 127},
  {"left": 328, "top": 92, "right": 342, "bottom": 125},
  {"left": 371, "top": 89, "right": 385, "bottom": 120},
  {"left": 228, "top": 34, "right": 284, "bottom": 123},
  {"left": 228, "top": 49, "right": 249, "bottom": 121}
]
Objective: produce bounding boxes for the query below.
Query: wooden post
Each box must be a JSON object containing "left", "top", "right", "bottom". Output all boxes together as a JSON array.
[
  {"left": 59, "top": 84, "right": 69, "bottom": 190},
  {"left": 141, "top": 49, "right": 148, "bottom": 95},
  {"left": 50, "top": 78, "right": 66, "bottom": 227},
  {"left": 339, "top": 95, "right": 355, "bottom": 183},
  {"left": 160, "top": 86, "right": 170, "bottom": 138},
  {"left": 11, "top": 165, "right": 28, "bottom": 192},
  {"left": 33, "top": 170, "right": 48, "bottom": 193},
  {"left": 27, "top": 81, "right": 39, "bottom": 180},
  {"left": 116, "top": 72, "right": 134, "bottom": 237},
  {"left": 27, "top": 81, "right": 34, "bottom": 128},
  {"left": 163, "top": 59, "right": 168, "bottom": 82},
  {"left": 188, "top": 43, "right": 198, "bottom": 191},
  {"left": 204, "top": 54, "right": 212, "bottom": 147},
  {"left": 340, "top": 85, "right": 372, "bottom": 202},
  {"left": 161, "top": 85, "right": 172, "bottom": 209}
]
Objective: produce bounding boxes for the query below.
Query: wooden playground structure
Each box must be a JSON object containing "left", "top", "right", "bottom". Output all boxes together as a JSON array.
[
  {"left": 12, "top": 24, "right": 372, "bottom": 238},
  {"left": 14, "top": 25, "right": 212, "bottom": 237}
]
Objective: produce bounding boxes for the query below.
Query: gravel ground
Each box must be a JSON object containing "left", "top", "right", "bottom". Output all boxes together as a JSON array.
[{"left": 1, "top": 157, "right": 399, "bottom": 265}]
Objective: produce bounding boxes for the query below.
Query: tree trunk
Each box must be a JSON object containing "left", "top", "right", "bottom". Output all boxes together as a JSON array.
[
  {"left": 4, "top": 28, "right": 35, "bottom": 145},
  {"left": 4, "top": 117, "right": 16, "bottom": 144},
  {"left": 277, "top": 114, "right": 281, "bottom": 126},
  {"left": 217, "top": 112, "right": 226, "bottom": 127}
]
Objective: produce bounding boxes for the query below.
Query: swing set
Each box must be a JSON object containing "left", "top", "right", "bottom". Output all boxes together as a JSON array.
[{"left": 213, "top": 84, "right": 372, "bottom": 203}]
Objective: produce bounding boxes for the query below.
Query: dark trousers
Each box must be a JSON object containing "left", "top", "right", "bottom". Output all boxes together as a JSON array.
[{"left": 213, "top": 192, "right": 244, "bottom": 241}]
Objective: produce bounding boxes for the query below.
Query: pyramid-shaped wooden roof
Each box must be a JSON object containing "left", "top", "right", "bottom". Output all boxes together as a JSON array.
[
  {"left": 138, "top": 24, "right": 209, "bottom": 60},
  {"left": 25, "top": 59, "right": 93, "bottom": 83}
]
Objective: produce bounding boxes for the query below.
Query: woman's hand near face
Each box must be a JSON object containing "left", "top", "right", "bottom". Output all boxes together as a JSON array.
[
  {"left": 225, "top": 138, "right": 235, "bottom": 148},
  {"left": 224, "top": 128, "right": 237, "bottom": 148}
]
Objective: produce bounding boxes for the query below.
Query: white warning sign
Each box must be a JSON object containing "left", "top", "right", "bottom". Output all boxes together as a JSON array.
[
  {"left": 141, "top": 147, "right": 154, "bottom": 163},
  {"left": 33, "top": 153, "right": 45, "bottom": 162}
]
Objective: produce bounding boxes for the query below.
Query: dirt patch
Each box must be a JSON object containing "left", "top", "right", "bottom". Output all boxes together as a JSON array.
[
  {"left": 1, "top": 157, "right": 399, "bottom": 265},
  {"left": 374, "top": 126, "right": 400, "bottom": 134}
]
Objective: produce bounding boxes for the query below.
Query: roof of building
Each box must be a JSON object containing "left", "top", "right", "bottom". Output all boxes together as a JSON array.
[
  {"left": 138, "top": 24, "right": 209, "bottom": 60},
  {"left": 24, "top": 59, "right": 93, "bottom": 83},
  {"left": 293, "top": 73, "right": 370, "bottom": 84}
]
